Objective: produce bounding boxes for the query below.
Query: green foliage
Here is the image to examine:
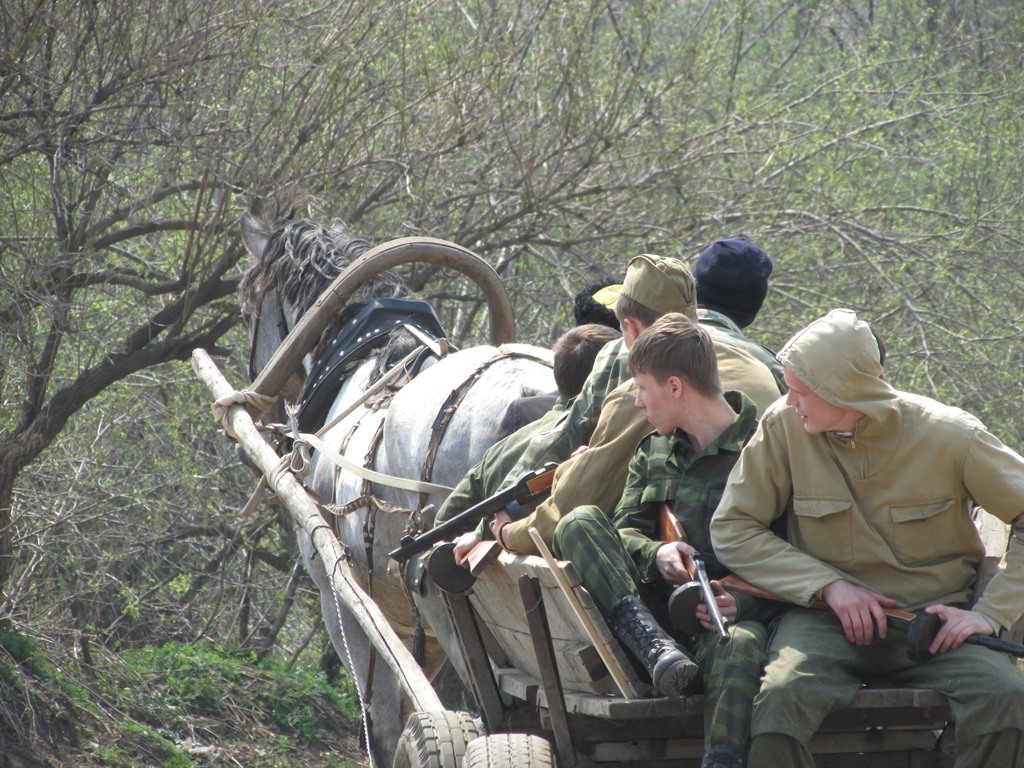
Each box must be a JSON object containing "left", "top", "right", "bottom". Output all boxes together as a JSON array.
[
  {"left": 120, "top": 641, "right": 358, "bottom": 743},
  {"left": 261, "top": 657, "right": 361, "bottom": 741},
  {"left": 85, "top": 743, "right": 130, "bottom": 766},
  {"left": 123, "top": 642, "right": 249, "bottom": 715},
  {"left": 0, "top": 619, "right": 53, "bottom": 684}
]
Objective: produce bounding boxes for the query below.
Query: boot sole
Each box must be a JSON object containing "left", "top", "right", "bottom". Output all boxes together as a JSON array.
[{"left": 655, "top": 656, "right": 701, "bottom": 698}]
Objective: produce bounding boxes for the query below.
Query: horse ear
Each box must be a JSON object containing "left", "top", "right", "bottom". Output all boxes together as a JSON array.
[{"left": 241, "top": 212, "right": 270, "bottom": 262}]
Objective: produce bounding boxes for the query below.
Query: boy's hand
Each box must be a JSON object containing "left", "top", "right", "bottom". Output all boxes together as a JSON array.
[
  {"left": 696, "top": 580, "right": 738, "bottom": 627},
  {"left": 453, "top": 531, "right": 482, "bottom": 566},
  {"left": 924, "top": 604, "right": 995, "bottom": 655},
  {"left": 822, "top": 579, "right": 897, "bottom": 645},
  {"left": 656, "top": 541, "right": 696, "bottom": 586}
]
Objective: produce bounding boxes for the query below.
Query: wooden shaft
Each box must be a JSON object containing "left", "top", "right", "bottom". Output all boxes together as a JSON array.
[
  {"left": 250, "top": 237, "right": 516, "bottom": 403},
  {"left": 528, "top": 527, "right": 637, "bottom": 699},
  {"left": 193, "top": 348, "right": 443, "bottom": 712}
]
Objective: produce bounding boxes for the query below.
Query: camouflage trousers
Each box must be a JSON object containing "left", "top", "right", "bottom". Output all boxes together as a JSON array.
[{"left": 553, "top": 505, "right": 767, "bottom": 753}]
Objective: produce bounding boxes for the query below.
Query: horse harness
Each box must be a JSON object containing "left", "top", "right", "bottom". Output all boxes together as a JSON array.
[
  {"left": 294, "top": 297, "right": 447, "bottom": 432},
  {"left": 247, "top": 289, "right": 304, "bottom": 385},
  {"left": 253, "top": 294, "right": 548, "bottom": 675}
]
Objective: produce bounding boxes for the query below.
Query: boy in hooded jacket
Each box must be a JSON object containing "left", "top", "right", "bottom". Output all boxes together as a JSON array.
[{"left": 710, "top": 308, "right": 1024, "bottom": 768}]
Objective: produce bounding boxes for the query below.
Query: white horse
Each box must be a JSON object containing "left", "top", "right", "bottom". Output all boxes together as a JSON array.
[{"left": 238, "top": 201, "right": 555, "bottom": 767}]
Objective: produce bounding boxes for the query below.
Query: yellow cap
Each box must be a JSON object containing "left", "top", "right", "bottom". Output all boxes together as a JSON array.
[{"left": 591, "top": 284, "right": 622, "bottom": 309}]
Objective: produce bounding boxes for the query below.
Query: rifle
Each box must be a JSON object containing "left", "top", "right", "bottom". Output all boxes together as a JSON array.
[
  {"left": 388, "top": 463, "right": 558, "bottom": 562},
  {"left": 658, "top": 502, "right": 730, "bottom": 644},
  {"left": 713, "top": 570, "right": 1024, "bottom": 662}
]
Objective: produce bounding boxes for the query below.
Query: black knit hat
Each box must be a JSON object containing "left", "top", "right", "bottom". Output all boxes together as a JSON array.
[{"left": 694, "top": 237, "right": 772, "bottom": 328}]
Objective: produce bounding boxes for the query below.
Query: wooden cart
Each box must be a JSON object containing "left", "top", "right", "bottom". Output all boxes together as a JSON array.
[
  {"left": 196, "top": 344, "right": 1020, "bottom": 768},
  {"left": 430, "top": 510, "right": 1016, "bottom": 768}
]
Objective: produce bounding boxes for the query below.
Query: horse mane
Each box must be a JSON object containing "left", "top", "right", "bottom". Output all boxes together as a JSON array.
[{"left": 239, "top": 201, "right": 416, "bottom": 362}]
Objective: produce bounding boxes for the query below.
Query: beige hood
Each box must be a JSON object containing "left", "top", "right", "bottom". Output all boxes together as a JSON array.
[{"left": 779, "top": 309, "right": 903, "bottom": 466}]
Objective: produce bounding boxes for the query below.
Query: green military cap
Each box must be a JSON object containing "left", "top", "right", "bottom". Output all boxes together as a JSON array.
[{"left": 620, "top": 254, "right": 697, "bottom": 317}]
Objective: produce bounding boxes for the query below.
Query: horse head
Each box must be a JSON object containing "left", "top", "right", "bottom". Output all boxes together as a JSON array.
[{"left": 238, "top": 202, "right": 409, "bottom": 404}]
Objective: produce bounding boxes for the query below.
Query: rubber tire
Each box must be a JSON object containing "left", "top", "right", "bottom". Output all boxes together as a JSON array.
[
  {"left": 392, "top": 710, "right": 481, "bottom": 768},
  {"left": 461, "top": 734, "right": 557, "bottom": 768}
]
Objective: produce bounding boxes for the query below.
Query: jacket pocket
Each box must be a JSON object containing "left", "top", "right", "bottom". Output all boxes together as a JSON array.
[
  {"left": 792, "top": 497, "right": 853, "bottom": 564},
  {"left": 889, "top": 497, "right": 960, "bottom": 566}
]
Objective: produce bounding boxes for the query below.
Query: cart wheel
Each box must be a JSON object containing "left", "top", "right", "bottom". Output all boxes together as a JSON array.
[
  {"left": 392, "top": 710, "right": 481, "bottom": 768},
  {"left": 462, "top": 734, "right": 557, "bottom": 768}
]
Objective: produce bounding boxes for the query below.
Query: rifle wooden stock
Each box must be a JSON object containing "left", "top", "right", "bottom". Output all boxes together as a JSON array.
[
  {"left": 388, "top": 462, "right": 557, "bottom": 562},
  {"left": 460, "top": 539, "right": 503, "bottom": 576},
  {"left": 716, "top": 572, "right": 923, "bottom": 627},
  {"left": 717, "top": 573, "right": 826, "bottom": 610},
  {"left": 657, "top": 502, "right": 686, "bottom": 542},
  {"left": 663, "top": 518, "right": 938, "bottom": 635}
]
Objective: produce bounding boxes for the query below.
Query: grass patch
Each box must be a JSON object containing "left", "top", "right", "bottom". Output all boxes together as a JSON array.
[
  {"left": 121, "top": 641, "right": 360, "bottom": 741},
  {"left": 1, "top": 632, "right": 364, "bottom": 768},
  {"left": 0, "top": 618, "right": 53, "bottom": 685}
]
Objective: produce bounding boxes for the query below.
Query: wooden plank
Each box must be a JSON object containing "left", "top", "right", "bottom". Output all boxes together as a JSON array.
[
  {"left": 816, "top": 754, "right": 954, "bottom": 768},
  {"left": 493, "top": 668, "right": 540, "bottom": 703},
  {"left": 493, "top": 669, "right": 700, "bottom": 721},
  {"left": 820, "top": 687, "right": 950, "bottom": 731},
  {"left": 809, "top": 729, "right": 944, "bottom": 754},
  {"left": 520, "top": 575, "right": 577, "bottom": 768},
  {"left": 847, "top": 688, "right": 948, "bottom": 708},
  {"left": 505, "top": 552, "right": 640, "bottom": 684},
  {"left": 590, "top": 737, "right": 705, "bottom": 762},
  {"left": 548, "top": 690, "right": 697, "bottom": 720},
  {"left": 529, "top": 527, "right": 639, "bottom": 699},
  {"left": 471, "top": 572, "right": 599, "bottom": 687},
  {"left": 444, "top": 591, "right": 505, "bottom": 734}
]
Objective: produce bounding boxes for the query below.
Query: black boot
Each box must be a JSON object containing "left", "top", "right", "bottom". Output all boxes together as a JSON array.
[
  {"left": 701, "top": 746, "right": 744, "bottom": 768},
  {"left": 607, "top": 595, "right": 700, "bottom": 698}
]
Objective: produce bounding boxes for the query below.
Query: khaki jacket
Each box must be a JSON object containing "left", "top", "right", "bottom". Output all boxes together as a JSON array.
[{"left": 710, "top": 309, "right": 1024, "bottom": 631}]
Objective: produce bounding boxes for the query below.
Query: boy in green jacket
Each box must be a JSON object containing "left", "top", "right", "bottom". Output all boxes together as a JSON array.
[{"left": 554, "top": 313, "right": 777, "bottom": 768}]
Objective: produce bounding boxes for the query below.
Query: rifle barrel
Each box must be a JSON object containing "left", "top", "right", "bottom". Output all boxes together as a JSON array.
[{"left": 693, "top": 553, "right": 730, "bottom": 644}]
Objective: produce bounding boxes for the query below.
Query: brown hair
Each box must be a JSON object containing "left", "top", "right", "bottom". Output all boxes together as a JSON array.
[
  {"left": 628, "top": 313, "right": 721, "bottom": 398},
  {"left": 614, "top": 293, "right": 661, "bottom": 328},
  {"left": 553, "top": 323, "right": 621, "bottom": 398}
]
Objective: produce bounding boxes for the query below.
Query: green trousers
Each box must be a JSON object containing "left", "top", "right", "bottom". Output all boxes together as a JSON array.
[
  {"left": 748, "top": 608, "right": 1024, "bottom": 768},
  {"left": 553, "top": 505, "right": 767, "bottom": 754}
]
